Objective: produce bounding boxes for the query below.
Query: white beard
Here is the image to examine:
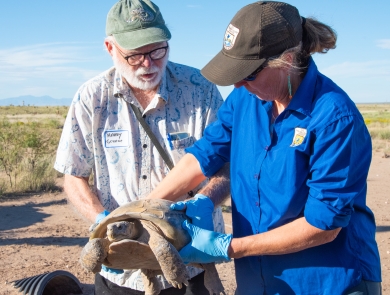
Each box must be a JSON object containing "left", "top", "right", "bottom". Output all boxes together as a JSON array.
[{"left": 113, "top": 54, "right": 168, "bottom": 91}]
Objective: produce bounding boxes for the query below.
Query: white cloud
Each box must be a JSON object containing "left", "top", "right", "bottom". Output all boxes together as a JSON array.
[
  {"left": 0, "top": 43, "right": 100, "bottom": 68},
  {"left": 0, "top": 43, "right": 110, "bottom": 99},
  {"left": 376, "top": 39, "right": 390, "bottom": 49},
  {"left": 321, "top": 60, "right": 390, "bottom": 80},
  {"left": 318, "top": 60, "right": 390, "bottom": 103}
]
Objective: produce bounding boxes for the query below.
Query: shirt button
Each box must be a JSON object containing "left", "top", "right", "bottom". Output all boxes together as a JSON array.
[
  {"left": 143, "top": 144, "right": 147, "bottom": 148},
  {"left": 142, "top": 175, "right": 147, "bottom": 180},
  {"left": 265, "top": 146, "right": 269, "bottom": 150},
  {"left": 255, "top": 202, "right": 259, "bottom": 207}
]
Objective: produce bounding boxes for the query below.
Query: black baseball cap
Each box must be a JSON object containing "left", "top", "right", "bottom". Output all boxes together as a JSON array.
[{"left": 201, "top": 1, "right": 302, "bottom": 86}]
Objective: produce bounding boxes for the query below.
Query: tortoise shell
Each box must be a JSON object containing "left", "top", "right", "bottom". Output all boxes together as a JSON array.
[{"left": 90, "top": 198, "right": 191, "bottom": 250}]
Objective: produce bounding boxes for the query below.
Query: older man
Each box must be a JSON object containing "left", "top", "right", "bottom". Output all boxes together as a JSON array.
[{"left": 54, "top": 0, "right": 228, "bottom": 294}]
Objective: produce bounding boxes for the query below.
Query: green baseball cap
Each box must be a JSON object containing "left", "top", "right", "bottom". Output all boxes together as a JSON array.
[
  {"left": 106, "top": 0, "right": 171, "bottom": 50},
  {"left": 201, "top": 1, "right": 302, "bottom": 86}
]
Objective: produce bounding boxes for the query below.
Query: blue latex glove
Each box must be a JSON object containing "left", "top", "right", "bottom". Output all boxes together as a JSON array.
[
  {"left": 89, "top": 210, "right": 111, "bottom": 233},
  {"left": 179, "top": 220, "right": 232, "bottom": 264},
  {"left": 89, "top": 210, "right": 110, "bottom": 233},
  {"left": 95, "top": 210, "right": 110, "bottom": 224},
  {"left": 94, "top": 210, "right": 124, "bottom": 274},
  {"left": 170, "top": 194, "right": 214, "bottom": 231},
  {"left": 101, "top": 265, "right": 124, "bottom": 274}
]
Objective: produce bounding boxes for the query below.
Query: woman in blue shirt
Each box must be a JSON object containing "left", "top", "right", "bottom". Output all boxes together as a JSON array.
[{"left": 149, "top": 1, "right": 382, "bottom": 294}]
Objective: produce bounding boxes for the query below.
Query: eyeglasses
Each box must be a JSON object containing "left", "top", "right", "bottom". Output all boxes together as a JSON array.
[
  {"left": 243, "top": 62, "right": 268, "bottom": 81},
  {"left": 112, "top": 42, "right": 169, "bottom": 66}
]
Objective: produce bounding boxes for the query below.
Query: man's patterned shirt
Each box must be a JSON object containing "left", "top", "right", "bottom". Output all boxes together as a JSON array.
[{"left": 54, "top": 61, "right": 225, "bottom": 290}]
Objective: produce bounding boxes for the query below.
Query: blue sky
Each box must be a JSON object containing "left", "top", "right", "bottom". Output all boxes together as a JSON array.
[{"left": 0, "top": 0, "right": 389, "bottom": 103}]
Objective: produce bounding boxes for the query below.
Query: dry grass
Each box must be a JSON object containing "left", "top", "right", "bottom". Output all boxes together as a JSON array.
[
  {"left": 0, "top": 109, "right": 64, "bottom": 195},
  {"left": 0, "top": 105, "right": 69, "bottom": 123},
  {"left": 0, "top": 104, "right": 389, "bottom": 194},
  {"left": 357, "top": 103, "right": 390, "bottom": 157}
]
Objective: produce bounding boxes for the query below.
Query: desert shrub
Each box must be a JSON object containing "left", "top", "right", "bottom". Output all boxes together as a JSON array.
[
  {"left": 0, "top": 120, "right": 27, "bottom": 189},
  {"left": 46, "top": 119, "right": 62, "bottom": 129},
  {"left": 379, "top": 130, "right": 390, "bottom": 140},
  {"left": 0, "top": 179, "right": 7, "bottom": 196},
  {"left": 369, "top": 130, "right": 380, "bottom": 139},
  {"left": 19, "top": 156, "right": 58, "bottom": 192},
  {"left": 0, "top": 117, "right": 61, "bottom": 193},
  {"left": 359, "top": 105, "right": 390, "bottom": 154}
]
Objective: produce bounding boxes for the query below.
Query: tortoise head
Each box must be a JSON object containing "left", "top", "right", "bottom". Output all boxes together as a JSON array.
[
  {"left": 89, "top": 199, "right": 191, "bottom": 250},
  {"left": 106, "top": 220, "right": 143, "bottom": 242}
]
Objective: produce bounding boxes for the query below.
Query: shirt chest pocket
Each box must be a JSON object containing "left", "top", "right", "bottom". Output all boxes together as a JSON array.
[
  {"left": 263, "top": 124, "right": 310, "bottom": 178},
  {"left": 168, "top": 135, "right": 196, "bottom": 165}
]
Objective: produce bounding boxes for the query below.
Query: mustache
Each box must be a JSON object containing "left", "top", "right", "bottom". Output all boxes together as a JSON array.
[{"left": 136, "top": 66, "right": 160, "bottom": 75}]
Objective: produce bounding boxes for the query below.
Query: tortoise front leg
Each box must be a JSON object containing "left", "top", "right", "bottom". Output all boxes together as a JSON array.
[
  {"left": 79, "top": 238, "right": 110, "bottom": 273},
  {"left": 142, "top": 221, "right": 190, "bottom": 289}
]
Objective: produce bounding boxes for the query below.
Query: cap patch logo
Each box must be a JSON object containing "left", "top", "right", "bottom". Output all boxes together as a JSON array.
[
  {"left": 290, "top": 127, "right": 307, "bottom": 147},
  {"left": 127, "top": 7, "right": 154, "bottom": 23},
  {"left": 223, "top": 24, "right": 239, "bottom": 50}
]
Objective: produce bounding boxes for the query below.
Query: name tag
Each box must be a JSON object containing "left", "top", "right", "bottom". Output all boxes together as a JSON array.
[{"left": 104, "top": 130, "right": 129, "bottom": 148}]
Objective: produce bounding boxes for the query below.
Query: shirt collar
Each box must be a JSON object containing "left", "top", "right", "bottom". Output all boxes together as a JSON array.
[{"left": 286, "top": 57, "right": 318, "bottom": 117}]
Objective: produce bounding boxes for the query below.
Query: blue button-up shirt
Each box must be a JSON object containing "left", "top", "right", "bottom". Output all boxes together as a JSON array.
[{"left": 187, "top": 59, "right": 381, "bottom": 294}]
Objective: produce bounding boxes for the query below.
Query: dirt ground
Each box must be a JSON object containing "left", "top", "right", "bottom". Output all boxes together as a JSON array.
[{"left": 0, "top": 151, "right": 389, "bottom": 295}]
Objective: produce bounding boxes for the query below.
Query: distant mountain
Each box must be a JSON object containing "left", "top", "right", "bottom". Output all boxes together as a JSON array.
[{"left": 0, "top": 95, "right": 72, "bottom": 106}]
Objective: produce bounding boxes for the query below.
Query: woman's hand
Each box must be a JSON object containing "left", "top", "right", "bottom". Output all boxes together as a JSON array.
[
  {"left": 170, "top": 194, "right": 215, "bottom": 231},
  {"left": 179, "top": 220, "right": 232, "bottom": 264}
]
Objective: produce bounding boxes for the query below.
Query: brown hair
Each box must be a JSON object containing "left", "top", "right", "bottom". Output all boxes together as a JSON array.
[
  {"left": 302, "top": 17, "right": 337, "bottom": 56},
  {"left": 268, "top": 17, "right": 337, "bottom": 70}
]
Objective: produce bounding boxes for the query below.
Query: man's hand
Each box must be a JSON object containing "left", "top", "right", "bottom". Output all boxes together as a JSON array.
[
  {"left": 89, "top": 210, "right": 110, "bottom": 233},
  {"left": 101, "top": 265, "right": 124, "bottom": 274},
  {"left": 170, "top": 194, "right": 214, "bottom": 231},
  {"left": 96, "top": 210, "right": 110, "bottom": 224},
  {"left": 179, "top": 220, "right": 232, "bottom": 264}
]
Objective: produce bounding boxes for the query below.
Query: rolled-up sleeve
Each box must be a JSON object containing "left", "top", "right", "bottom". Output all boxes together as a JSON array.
[{"left": 305, "top": 114, "right": 372, "bottom": 230}]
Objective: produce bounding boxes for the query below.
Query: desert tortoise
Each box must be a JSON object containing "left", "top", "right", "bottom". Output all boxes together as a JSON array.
[{"left": 80, "top": 198, "right": 225, "bottom": 295}]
